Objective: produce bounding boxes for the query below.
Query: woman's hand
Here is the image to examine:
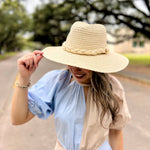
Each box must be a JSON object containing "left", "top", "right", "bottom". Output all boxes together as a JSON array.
[{"left": 17, "top": 50, "right": 43, "bottom": 81}]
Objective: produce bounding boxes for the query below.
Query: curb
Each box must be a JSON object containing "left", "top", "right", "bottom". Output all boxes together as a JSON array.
[{"left": 115, "top": 72, "right": 150, "bottom": 86}]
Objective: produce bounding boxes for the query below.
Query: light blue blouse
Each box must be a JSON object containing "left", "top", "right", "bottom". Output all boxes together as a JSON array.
[{"left": 28, "top": 69, "right": 112, "bottom": 150}]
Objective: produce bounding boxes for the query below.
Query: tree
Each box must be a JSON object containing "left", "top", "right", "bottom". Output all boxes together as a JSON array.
[
  {"left": 32, "top": 0, "right": 150, "bottom": 45},
  {"left": 32, "top": 2, "right": 76, "bottom": 45},
  {"left": 66, "top": 0, "right": 150, "bottom": 43},
  {"left": 84, "top": 0, "right": 150, "bottom": 43},
  {"left": 0, "top": 0, "right": 31, "bottom": 53}
]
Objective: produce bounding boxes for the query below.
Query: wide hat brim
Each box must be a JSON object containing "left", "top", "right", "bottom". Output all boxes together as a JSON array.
[{"left": 42, "top": 46, "right": 129, "bottom": 73}]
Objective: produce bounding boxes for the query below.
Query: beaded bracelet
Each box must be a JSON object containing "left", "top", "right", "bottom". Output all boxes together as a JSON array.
[{"left": 15, "top": 81, "right": 31, "bottom": 89}]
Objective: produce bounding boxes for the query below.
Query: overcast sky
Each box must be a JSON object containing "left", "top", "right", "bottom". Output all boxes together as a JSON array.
[{"left": 21, "top": 0, "right": 49, "bottom": 14}]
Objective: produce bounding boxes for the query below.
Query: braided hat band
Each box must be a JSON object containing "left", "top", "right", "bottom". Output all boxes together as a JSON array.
[{"left": 62, "top": 42, "right": 109, "bottom": 56}]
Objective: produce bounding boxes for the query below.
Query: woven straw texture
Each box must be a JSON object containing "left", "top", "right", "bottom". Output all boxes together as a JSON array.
[{"left": 43, "top": 21, "right": 128, "bottom": 73}]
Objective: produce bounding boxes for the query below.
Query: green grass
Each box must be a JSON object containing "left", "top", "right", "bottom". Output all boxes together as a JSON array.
[
  {"left": 1, "top": 51, "right": 150, "bottom": 66},
  {"left": 123, "top": 53, "right": 150, "bottom": 66},
  {"left": 0, "top": 52, "right": 18, "bottom": 60}
]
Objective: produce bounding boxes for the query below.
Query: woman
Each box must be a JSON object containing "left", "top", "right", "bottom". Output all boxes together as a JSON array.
[{"left": 11, "top": 21, "right": 131, "bottom": 150}]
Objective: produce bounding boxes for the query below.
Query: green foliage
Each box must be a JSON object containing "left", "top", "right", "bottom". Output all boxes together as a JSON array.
[
  {"left": 1, "top": 0, "right": 149, "bottom": 52},
  {"left": 32, "top": 2, "right": 78, "bottom": 45},
  {"left": 32, "top": 0, "right": 150, "bottom": 46},
  {"left": 0, "top": 0, "right": 32, "bottom": 52},
  {"left": 123, "top": 54, "right": 150, "bottom": 65},
  {"left": 0, "top": 51, "right": 18, "bottom": 60}
]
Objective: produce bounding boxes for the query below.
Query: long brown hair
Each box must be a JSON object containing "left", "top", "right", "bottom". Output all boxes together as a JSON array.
[{"left": 90, "top": 72, "right": 119, "bottom": 126}]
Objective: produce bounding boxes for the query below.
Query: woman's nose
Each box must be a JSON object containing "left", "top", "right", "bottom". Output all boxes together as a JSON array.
[{"left": 72, "top": 67, "right": 81, "bottom": 72}]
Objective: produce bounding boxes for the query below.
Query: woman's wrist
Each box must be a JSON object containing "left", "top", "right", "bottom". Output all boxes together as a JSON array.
[
  {"left": 15, "top": 81, "right": 31, "bottom": 89},
  {"left": 17, "top": 75, "right": 31, "bottom": 86}
]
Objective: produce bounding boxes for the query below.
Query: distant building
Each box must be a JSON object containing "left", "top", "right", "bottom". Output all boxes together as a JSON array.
[{"left": 107, "top": 27, "right": 150, "bottom": 54}]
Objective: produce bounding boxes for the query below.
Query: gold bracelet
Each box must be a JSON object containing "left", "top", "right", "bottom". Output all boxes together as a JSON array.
[{"left": 15, "top": 81, "right": 31, "bottom": 89}]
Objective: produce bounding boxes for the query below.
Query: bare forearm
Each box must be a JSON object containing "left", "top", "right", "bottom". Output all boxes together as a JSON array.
[
  {"left": 11, "top": 77, "right": 31, "bottom": 125},
  {"left": 11, "top": 50, "right": 43, "bottom": 125},
  {"left": 109, "top": 129, "right": 123, "bottom": 150}
]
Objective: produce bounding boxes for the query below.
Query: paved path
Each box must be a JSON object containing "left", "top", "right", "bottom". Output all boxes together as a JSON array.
[
  {"left": 0, "top": 51, "right": 30, "bottom": 116},
  {"left": 0, "top": 52, "right": 150, "bottom": 150},
  {"left": 0, "top": 54, "right": 18, "bottom": 114},
  {"left": 119, "top": 77, "right": 150, "bottom": 150}
]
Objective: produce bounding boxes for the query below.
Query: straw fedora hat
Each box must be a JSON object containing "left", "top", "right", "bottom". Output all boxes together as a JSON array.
[{"left": 43, "top": 21, "right": 129, "bottom": 73}]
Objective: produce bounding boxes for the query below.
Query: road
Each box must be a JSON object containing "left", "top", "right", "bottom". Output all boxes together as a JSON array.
[
  {"left": 120, "top": 78, "right": 150, "bottom": 150},
  {"left": 0, "top": 53, "right": 19, "bottom": 114},
  {"left": 0, "top": 52, "right": 150, "bottom": 150}
]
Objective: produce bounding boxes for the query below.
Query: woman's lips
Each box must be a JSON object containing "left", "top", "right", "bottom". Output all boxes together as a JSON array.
[{"left": 74, "top": 74, "right": 85, "bottom": 79}]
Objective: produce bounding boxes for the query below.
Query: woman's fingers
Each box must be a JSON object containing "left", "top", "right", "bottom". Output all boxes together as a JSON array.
[
  {"left": 18, "top": 50, "right": 43, "bottom": 71},
  {"left": 37, "top": 54, "right": 43, "bottom": 64},
  {"left": 33, "top": 54, "right": 43, "bottom": 68},
  {"left": 33, "top": 54, "right": 38, "bottom": 68},
  {"left": 23, "top": 55, "right": 32, "bottom": 70},
  {"left": 33, "top": 50, "right": 43, "bottom": 56},
  {"left": 28, "top": 56, "right": 34, "bottom": 71},
  {"left": 32, "top": 51, "right": 43, "bottom": 67},
  {"left": 23, "top": 55, "right": 34, "bottom": 69},
  {"left": 25, "top": 59, "right": 30, "bottom": 69}
]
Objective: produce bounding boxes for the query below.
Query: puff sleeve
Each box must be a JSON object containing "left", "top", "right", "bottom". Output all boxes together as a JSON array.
[
  {"left": 109, "top": 75, "right": 131, "bottom": 130},
  {"left": 28, "top": 70, "right": 61, "bottom": 119}
]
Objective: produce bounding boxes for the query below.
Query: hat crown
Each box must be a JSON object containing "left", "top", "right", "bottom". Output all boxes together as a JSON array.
[
  {"left": 62, "top": 22, "right": 108, "bottom": 55},
  {"left": 43, "top": 21, "right": 129, "bottom": 73}
]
